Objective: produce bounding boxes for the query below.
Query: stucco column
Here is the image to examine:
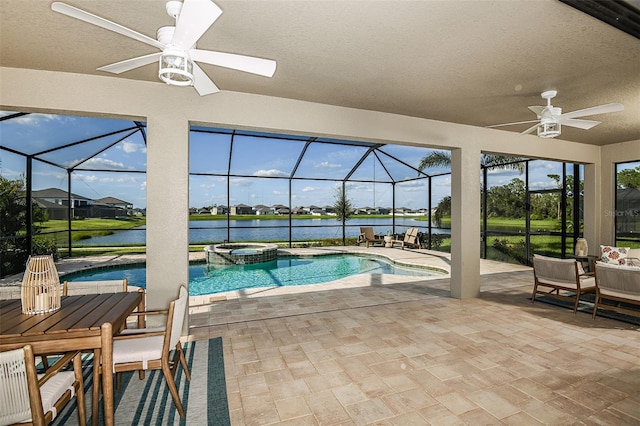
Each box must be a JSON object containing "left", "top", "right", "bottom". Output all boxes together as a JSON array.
[
  {"left": 582, "top": 162, "right": 600, "bottom": 254},
  {"left": 450, "top": 146, "right": 481, "bottom": 299},
  {"left": 145, "top": 115, "right": 190, "bottom": 326}
]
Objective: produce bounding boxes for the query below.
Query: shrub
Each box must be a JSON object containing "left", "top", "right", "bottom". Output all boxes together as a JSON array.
[
  {"left": 32, "top": 238, "right": 59, "bottom": 261},
  {"left": 491, "top": 237, "right": 527, "bottom": 264}
]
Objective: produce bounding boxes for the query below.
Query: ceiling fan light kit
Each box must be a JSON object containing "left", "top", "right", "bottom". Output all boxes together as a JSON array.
[
  {"left": 51, "top": 0, "right": 277, "bottom": 96},
  {"left": 159, "top": 49, "right": 194, "bottom": 86},
  {"left": 537, "top": 118, "right": 561, "bottom": 138}
]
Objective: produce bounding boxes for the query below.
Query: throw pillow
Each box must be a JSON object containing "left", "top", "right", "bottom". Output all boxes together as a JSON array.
[{"left": 600, "top": 245, "right": 631, "bottom": 265}]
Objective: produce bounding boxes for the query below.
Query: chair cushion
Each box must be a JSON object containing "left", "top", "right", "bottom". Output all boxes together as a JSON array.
[
  {"left": 119, "top": 326, "right": 166, "bottom": 335},
  {"left": 536, "top": 275, "right": 595, "bottom": 290},
  {"left": 113, "top": 335, "right": 164, "bottom": 370},
  {"left": 24, "top": 371, "right": 76, "bottom": 422},
  {"left": 600, "top": 245, "right": 630, "bottom": 265}
]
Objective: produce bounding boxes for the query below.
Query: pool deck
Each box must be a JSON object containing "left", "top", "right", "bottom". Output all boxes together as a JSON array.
[{"left": 4, "top": 248, "right": 640, "bottom": 424}]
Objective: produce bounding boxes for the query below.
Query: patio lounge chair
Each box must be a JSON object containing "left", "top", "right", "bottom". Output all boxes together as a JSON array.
[
  {"left": 358, "top": 227, "right": 384, "bottom": 247},
  {"left": 532, "top": 254, "right": 596, "bottom": 313},
  {"left": 396, "top": 227, "right": 421, "bottom": 249},
  {"left": 593, "top": 262, "right": 640, "bottom": 319}
]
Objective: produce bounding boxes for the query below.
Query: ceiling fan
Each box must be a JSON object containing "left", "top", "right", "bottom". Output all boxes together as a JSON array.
[
  {"left": 487, "top": 90, "right": 624, "bottom": 138},
  {"left": 51, "top": 0, "right": 277, "bottom": 96}
]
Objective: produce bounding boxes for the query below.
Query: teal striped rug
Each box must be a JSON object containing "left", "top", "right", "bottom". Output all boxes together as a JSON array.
[{"left": 53, "top": 337, "right": 230, "bottom": 426}]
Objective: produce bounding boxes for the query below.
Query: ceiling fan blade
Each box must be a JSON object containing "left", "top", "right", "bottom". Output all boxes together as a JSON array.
[
  {"left": 558, "top": 118, "right": 601, "bottom": 130},
  {"left": 560, "top": 103, "right": 624, "bottom": 119},
  {"left": 192, "top": 63, "right": 220, "bottom": 96},
  {"left": 486, "top": 119, "right": 539, "bottom": 129},
  {"left": 191, "top": 49, "right": 277, "bottom": 77},
  {"left": 521, "top": 124, "right": 539, "bottom": 135},
  {"left": 171, "top": 0, "right": 223, "bottom": 50},
  {"left": 51, "top": 2, "right": 165, "bottom": 50},
  {"left": 527, "top": 106, "right": 545, "bottom": 117},
  {"left": 97, "top": 53, "right": 162, "bottom": 74}
]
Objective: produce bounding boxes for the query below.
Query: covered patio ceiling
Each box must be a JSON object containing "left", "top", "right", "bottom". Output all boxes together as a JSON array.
[{"left": 0, "top": 0, "right": 638, "bottom": 146}]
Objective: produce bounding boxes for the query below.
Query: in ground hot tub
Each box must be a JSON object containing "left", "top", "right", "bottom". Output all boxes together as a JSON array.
[{"left": 204, "top": 243, "right": 278, "bottom": 265}]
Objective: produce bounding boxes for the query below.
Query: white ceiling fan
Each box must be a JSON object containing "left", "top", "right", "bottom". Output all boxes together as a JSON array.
[
  {"left": 487, "top": 90, "right": 624, "bottom": 138},
  {"left": 51, "top": 0, "right": 277, "bottom": 96}
]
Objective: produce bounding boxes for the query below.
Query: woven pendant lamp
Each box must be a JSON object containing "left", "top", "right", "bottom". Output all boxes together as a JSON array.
[{"left": 21, "top": 255, "right": 61, "bottom": 315}]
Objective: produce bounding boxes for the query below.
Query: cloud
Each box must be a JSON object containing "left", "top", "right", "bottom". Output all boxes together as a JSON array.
[
  {"left": 314, "top": 161, "right": 341, "bottom": 169},
  {"left": 253, "top": 169, "right": 288, "bottom": 177},
  {"left": 199, "top": 183, "right": 216, "bottom": 189},
  {"left": 71, "top": 173, "right": 98, "bottom": 183},
  {"left": 119, "top": 140, "right": 140, "bottom": 154},
  {"left": 302, "top": 186, "right": 316, "bottom": 192},
  {"left": 79, "top": 157, "right": 129, "bottom": 170},
  {"left": 4, "top": 113, "right": 61, "bottom": 126},
  {"left": 230, "top": 178, "right": 253, "bottom": 187}
]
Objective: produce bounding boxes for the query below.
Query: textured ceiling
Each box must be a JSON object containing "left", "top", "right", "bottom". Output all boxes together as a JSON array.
[{"left": 1, "top": 0, "right": 639, "bottom": 146}]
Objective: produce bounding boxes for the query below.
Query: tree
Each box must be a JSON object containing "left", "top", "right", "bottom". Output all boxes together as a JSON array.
[
  {"left": 0, "top": 175, "right": 27, "bottom": 238},
  {"left": 617, "top": 166, "right": 640, "bottom": 189},
  {"left": 0, "top": 175, "right": 52, "bottom": 277},
  {"left": 333, "top": 185, "right": 353, "bottom": 223},
  {"left": 418, "top": 150, "right": 526, "bottom": 174},
  {"left": 333, "top": 185, "right": 353, "bottom": 245},
  {"left": 486, "top": 178, "right": 526, "bottom": 218},
  {"left": 434, "top": 196, "right": 451, "bottom": 228}
]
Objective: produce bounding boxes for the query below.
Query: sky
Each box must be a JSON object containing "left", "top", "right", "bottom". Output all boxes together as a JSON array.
[{"left": 2, "top": 111, "right": 635, "bottom": 211}]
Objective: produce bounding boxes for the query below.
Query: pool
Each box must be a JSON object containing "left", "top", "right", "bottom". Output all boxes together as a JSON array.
[{"left": 63, "top": 254, "right": 445, "bottom": 296}]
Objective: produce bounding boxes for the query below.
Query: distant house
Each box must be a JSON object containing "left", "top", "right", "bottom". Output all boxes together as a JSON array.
[
  {"left": 94, "top": 196, "right": 133, "bottom": 211},
  {"left": 211, "top": 205, "right": 227, "bottom": 215},
  {"left": 33, "top": 188, "right": 92, "bottom": 218},
  {"left": 231, "top": 204, "right": 253, "bottom": 215},
  {"left": 33, "top": 198, "right": 68, "bottom": 220},
  {"left": 32, "top": 188, "right": 134, "bottom": 219}
]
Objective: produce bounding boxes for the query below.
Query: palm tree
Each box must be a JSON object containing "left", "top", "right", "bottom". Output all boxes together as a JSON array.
[{"left": 418, "top": 150, "right": 525, "bottom": 174}]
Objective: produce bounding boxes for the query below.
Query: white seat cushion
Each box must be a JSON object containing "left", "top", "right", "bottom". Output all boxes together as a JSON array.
[
  {"left": 20, "top": 371, "right": 76, "bottom": 423},
  {"left": 537, "top": 275, "right": 595, "bottom": 290},
  {"left": 113, "top": 335, "right": 164, "bottom": 371},
  {"left": 119, "top": 326, "right": 166, "bottom": 335}
]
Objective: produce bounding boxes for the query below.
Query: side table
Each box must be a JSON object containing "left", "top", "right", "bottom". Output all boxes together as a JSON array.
[{"left": 567, "top": 254, "right": 599, "bottom": 273}]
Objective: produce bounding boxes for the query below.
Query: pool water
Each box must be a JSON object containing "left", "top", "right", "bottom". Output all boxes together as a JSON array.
[{"left": 64, "top": 255, "right": 443, "bottom": 296}]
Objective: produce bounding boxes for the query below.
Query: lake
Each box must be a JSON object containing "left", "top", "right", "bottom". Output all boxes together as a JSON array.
[{"left": 78, "top": 217, "right": 450, "bottom": 246}]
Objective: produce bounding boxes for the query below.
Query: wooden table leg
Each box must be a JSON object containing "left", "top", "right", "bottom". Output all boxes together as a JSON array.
[
  {"left": 101, "top": 322, "right": 114, "bottom": 426},
  {"left": 92, "top": 348, "right": 101, "bottom": 426}
]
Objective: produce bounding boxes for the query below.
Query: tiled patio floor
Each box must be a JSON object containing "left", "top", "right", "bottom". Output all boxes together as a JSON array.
[
  {"left": 186, "top": 247, "right": 640, "bottom": 425},
  {"left": 3, "top": 247, "right": 639, "bottom": 424}
]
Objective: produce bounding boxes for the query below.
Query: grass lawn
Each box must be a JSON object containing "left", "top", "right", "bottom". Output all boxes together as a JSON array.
[
  {"left": 37, "top": 217, "right": 146, "bottom": 241},
  {"left": 436, "top": 217, "right": 563, "bottom": 231}
]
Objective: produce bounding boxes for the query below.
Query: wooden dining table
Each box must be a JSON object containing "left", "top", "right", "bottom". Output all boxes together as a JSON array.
[{"left": 0, "top": 292, "right": 143, "bottom": 426}]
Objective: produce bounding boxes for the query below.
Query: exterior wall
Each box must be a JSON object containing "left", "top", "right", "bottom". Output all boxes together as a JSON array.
[{"left": 1, "top": 67, "right": 622, "bottom": 307}]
